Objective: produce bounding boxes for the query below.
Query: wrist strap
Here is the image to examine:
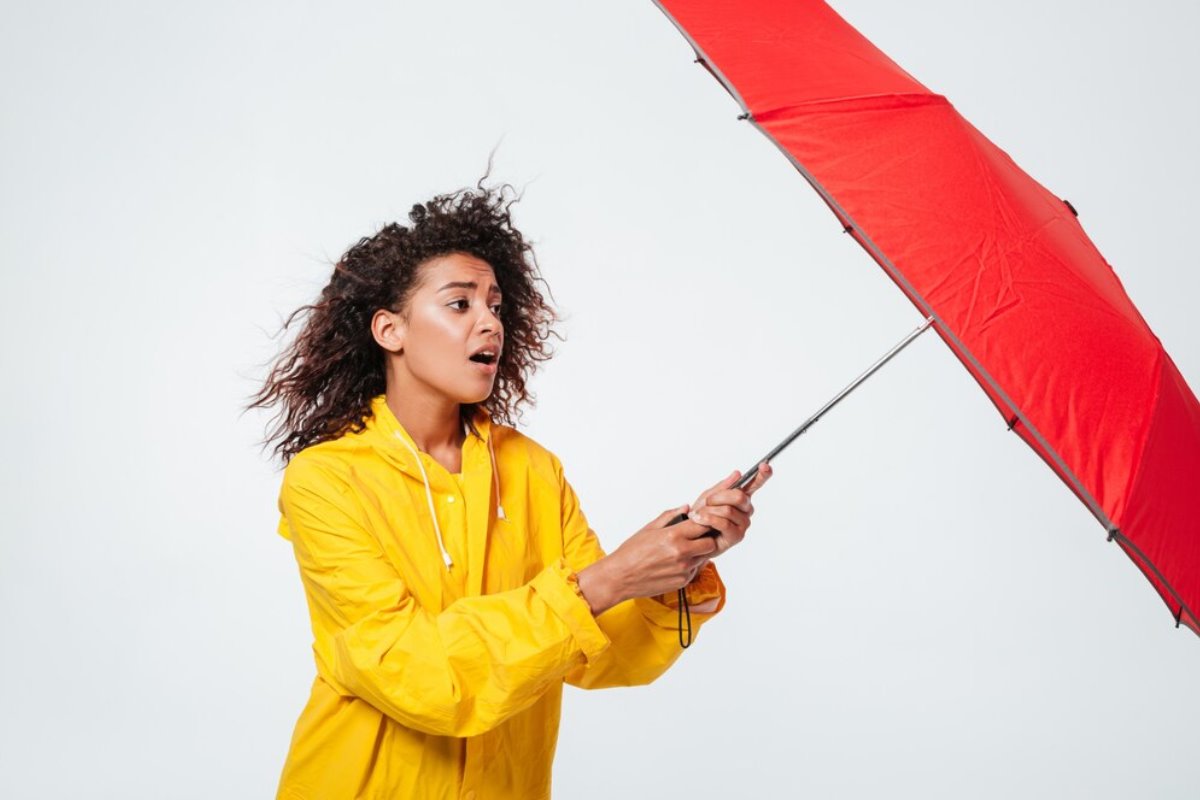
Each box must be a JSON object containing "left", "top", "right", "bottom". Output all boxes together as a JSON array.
[{"left": 678, "top": 587, "right": 693, "bottom": 648}]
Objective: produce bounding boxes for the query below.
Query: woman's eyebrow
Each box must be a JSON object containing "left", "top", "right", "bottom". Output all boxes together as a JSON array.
[{"left": 437, "top": 281, "right": 502, "bottom": 295}]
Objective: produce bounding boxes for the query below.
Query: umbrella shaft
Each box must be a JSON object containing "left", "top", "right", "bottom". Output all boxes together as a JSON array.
[
  {"left": 666, "top": 314, "right": 933, "bottom": 533},
  {"left": 734, "top": 315, "right": 935, "bottom": 489}
]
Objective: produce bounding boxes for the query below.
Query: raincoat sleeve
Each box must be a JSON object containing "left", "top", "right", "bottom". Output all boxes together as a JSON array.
[
  {"left": 552, "top": 456, "right": 727, "bottom": 690},
  {"left": 279, "top": 455, "right": 613, "bottom": 738}
]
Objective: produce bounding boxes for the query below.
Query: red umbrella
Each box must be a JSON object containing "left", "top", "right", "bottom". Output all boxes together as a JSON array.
[{"left": 653, "top": 0, "right": 1200, "bottom": 635}]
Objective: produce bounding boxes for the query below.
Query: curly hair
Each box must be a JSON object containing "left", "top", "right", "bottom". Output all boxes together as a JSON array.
[{"left": 246, "top": 180, "right": 561, "bottom": 465}]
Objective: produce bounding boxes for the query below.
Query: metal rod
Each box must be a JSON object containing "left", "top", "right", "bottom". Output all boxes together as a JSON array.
[
  {"left": 672, "top": 315, "right": 934, "bottom": 648},
  {"left": 731, "top": 315, "right": 935, "bottom": 490}
]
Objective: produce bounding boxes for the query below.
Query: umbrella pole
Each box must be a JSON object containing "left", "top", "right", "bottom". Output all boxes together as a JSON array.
[
  {"left": 736, "top": 314, "right": 935, "bottom": 489},
  {"left": 672, "top": 314, "right": 934, "bottom": 647}
]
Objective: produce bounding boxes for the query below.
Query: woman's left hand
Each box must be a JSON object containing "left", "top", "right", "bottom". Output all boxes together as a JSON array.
[{"left": 686, "top": 461, "right": 773, "bottom": 559}]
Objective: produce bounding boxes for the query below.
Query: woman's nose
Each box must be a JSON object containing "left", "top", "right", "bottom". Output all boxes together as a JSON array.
[{"left": 477, "top": 307, "right": 502, "bottom": 333}]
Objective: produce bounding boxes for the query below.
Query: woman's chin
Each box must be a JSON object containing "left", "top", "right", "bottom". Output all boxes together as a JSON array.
[{"left": 455, "top": 384, "right": 495, "bottom": 405}]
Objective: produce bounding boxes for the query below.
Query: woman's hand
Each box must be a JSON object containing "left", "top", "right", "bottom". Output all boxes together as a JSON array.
[
  {"left": 576, "top": 506, "right": 716, "bottom": 616},
  {"left": 687, "top": 461, "right": 773, "bottom": 559},
  {"left": 575, "top": 462, "right": 773, "bottom": 617}
]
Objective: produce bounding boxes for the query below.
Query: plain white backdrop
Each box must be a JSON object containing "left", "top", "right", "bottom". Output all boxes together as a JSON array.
[{"left": 2, "top": 1, "right": 1197, "bottom": 797}]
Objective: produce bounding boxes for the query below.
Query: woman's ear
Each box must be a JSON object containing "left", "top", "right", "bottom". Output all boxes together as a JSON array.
[{"left": 371, "top": 308, "right": 405, "bottom": 355}]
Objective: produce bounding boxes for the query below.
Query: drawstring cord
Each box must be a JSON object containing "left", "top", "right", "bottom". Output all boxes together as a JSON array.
[
  {"left": 487, "top": 433, "right": 506, "bottom": 521},
  {"left": 394, "top": 432, "right": 455, "bottom": 569},
  {"left": 392, "top": 419, "right": 505, "bottom": 570}
]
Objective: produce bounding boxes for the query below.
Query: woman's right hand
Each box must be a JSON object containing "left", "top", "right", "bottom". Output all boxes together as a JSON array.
[{"left": 575, "top": 505, "right": 716, "bottom": 616}]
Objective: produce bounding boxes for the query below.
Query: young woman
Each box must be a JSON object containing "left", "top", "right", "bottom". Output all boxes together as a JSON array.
[{"left": 249, "top": 183, "right": 771, "bottom": 799}]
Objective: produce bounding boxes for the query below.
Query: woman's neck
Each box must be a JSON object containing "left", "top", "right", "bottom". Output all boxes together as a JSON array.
[{"left": 384, "top": 390, "right": 464, "bottom": 459}]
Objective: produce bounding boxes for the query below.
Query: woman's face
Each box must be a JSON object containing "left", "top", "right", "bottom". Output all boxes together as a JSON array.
[{"left": 384, "top": 251, "right": 504, "bottom": 405}]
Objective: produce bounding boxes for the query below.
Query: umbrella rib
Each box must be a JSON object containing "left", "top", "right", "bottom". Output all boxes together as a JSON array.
[
  {"left": 1108, "top": 529, "right": 1198, "bottom": 634},
  {"left": 652, "top": 0, "right": 751, "bottom": 113}
]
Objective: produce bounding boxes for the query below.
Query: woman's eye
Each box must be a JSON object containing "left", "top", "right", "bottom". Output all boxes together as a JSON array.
[{"left": 447, "top": 299, "right": 501, "bottom": 315}]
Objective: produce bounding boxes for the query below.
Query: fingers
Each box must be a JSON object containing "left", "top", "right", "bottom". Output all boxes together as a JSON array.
[
  {"left": 680, "top": 532, "right": 719, "bottom": 559},
  {"left": 649, "top": 460, "right": 772, "bottom": 576},
  {"left": 701, "top": 503, "right": 750, "bottom": 530},
  {"left": 694, "top": 462, "right": 773, "bottom": 511},
  {"left": 694, "top": 469, "right": 742, "bottom": 510},
  {"left": 707, "top": 469, "right": 741, "bottom": 494},
  {"left": 652, "top": 504, "right": 691, "bottom": 527},
  {"left": 691, "top": 503, "right": 749, "bottom": 544},
  {"left": 652, "top": 504, "right": 710, "bottom": 539},
  {"left": 703, "top": 487, "right": 754, "bottom": 515},
  {"left": 743, "top": 461, "right": 773, "bottom": 496}
]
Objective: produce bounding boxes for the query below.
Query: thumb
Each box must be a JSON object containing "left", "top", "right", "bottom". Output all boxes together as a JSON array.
[
  {"left": 653, "top": 504, "right": 691, "bottom": 527},
  {"left": 703, "top": 469, "right": 742, "bottom": 496}
]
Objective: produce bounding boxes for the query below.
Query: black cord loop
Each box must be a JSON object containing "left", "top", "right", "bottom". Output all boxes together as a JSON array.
[{"left": 678, "top": 586, "right": 693, "bottom": 648}]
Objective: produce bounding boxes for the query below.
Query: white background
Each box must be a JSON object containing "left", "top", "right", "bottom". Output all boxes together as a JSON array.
[{"left": 2, "top": 1, "right": 1197, "bottom": 797}]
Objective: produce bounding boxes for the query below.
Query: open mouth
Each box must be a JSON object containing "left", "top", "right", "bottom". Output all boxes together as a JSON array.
[{"left": 468, "top": 352, "right": 498, "bottom": 365}]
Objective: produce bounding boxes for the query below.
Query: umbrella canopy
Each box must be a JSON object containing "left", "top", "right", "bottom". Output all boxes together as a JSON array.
[{"left": 653, "top": 0, "right": 1200, "bottom": 634}]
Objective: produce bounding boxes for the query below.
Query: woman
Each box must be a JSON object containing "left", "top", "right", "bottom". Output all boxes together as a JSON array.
[{"left": 249, "top": 183, "right": 771, "bottom": 799}]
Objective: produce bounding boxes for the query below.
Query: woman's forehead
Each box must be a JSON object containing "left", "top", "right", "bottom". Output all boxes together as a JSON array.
[{"left": 416, "top": 252, "right": 499, "bottom": 292}]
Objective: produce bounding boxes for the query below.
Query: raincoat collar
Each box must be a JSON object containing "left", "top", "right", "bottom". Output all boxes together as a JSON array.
[
  {"left": 363, "top": 393, "right": 500, "bottom": 599},
  {"left": 366, "top": 393, "right": 494, "bottom": 458}
]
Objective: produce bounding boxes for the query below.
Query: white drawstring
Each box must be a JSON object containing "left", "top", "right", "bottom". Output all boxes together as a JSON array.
[
  {"left": 394, "top": 432, "right": 454, "bottom": 569},
  {"left": 392, "top": 419, "right": 505, "bottom": 570},
  {"left": 487, "top": 433, "right": 506, "bottom": 521}
]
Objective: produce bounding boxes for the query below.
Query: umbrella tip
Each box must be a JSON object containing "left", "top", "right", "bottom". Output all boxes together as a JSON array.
[
  {"left": 737, "top": 111, "right": 752, "bottom": 121},
  {"left": 1062, "top": 198, "right": 1079, "bottom": 217}
]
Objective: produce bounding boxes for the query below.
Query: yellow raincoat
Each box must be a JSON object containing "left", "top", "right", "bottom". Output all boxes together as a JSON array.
[{"left": 276, "top": 394, "right": 726, "bottom": 799}]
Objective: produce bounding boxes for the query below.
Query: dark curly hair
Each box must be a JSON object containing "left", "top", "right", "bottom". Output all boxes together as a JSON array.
[{"left": 246, "top": 179, "right": 561, "bottom": 465}]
